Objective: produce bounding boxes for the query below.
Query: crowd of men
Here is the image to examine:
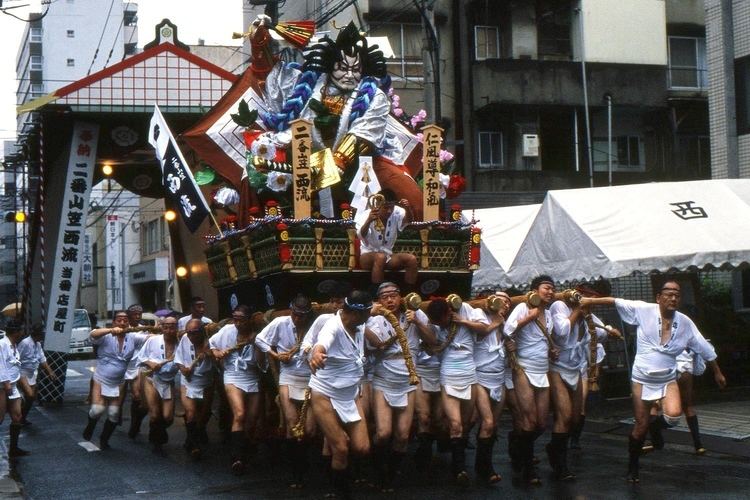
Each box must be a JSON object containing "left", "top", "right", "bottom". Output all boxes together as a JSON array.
[{"left": 65, "top": 276, "right": 728, "bottom": 499}]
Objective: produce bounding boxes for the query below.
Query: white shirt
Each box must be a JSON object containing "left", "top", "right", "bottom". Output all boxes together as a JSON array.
[
  {"left": 18, "top": 337, "right": 46, "bottom": 373},
  {"left": 503, "top": 302, "right": 553, "bottom": 374},
  {"left": 137, "top": 335, "right": 180, "bottom": 384},
  {"left": 178, "top": 315, "right": 213, "bottom": 332},
  {"left": 209, "top": 324, "right": 261, "bottom": 375},
  {"left": 435, "top": 303, "right": 487, "bottom": 383},
  {"left": 357, "top": 206, "right": 407, "bottom": 256},
  {"left": 0, "top": 337, "right": 21, "bottom": 384},
  {"left": 309, "top": 312, "right": 365, "bottom": 395},
  {"left": 615, "top": 299, "right": 716, "bottom": 385},
  {"left": 472, "top": 308, "right": 506, "bottom": 374},
  {"left": 91, "top": 331, "right": 149, "bottom": 386},
  {"left": 174, "top": 334, "right": 214, "bottom": 388},
  {"left": 550, "top": 301, "right": 606, "bottom": 372},
  {"left": 255, "top": 316, "right": 310, "bottom": 378}
]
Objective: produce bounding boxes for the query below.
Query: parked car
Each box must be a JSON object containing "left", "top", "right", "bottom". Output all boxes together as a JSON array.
[{"left": 68, "top": 309, "right": 93, "bottom": 357}]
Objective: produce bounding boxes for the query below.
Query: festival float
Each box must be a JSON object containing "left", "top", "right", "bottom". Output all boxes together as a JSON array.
[{"left": 186, "top": 17, "right": 480, "bottom": 314}]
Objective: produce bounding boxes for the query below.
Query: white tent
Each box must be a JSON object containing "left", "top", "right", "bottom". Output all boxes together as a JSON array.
[
  {"left": 463, "top": 204, "right": 541, "bottom": 289},
  {"left": 507, "top": 179, "right": 750, "bottom": 285}
]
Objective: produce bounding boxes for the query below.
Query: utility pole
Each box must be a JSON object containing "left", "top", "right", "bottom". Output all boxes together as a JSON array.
[{"left": 415, "top": 0, "right": 441, "bottom": 124}]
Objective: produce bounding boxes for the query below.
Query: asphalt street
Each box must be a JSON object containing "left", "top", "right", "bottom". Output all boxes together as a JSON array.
[{"left": 3, "top": 359, "right": 750, "bottom": 499}]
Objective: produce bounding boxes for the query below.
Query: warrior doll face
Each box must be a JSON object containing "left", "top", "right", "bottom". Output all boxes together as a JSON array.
[{"left": 331, "top": 53, "right": 362, "bottom": 91}]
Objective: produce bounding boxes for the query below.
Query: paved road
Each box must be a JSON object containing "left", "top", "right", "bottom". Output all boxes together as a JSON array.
[{"left": 5, "top": 360, "right": 750, "bottom": 499}]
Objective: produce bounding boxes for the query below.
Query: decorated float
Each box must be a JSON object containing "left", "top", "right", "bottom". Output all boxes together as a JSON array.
[{"left": 186, "top": 17, "right": 480, "bottom": 313}]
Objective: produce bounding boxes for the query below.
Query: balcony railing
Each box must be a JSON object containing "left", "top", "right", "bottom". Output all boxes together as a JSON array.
[
  {"left": 30, "top": 27, "right": 42, "bottom": 43},
  {"left": 668, "top": 66, "right": 708, "bottom": 90}
]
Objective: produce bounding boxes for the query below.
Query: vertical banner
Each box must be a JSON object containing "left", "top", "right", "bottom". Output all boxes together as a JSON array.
[
  {"left": 105, "top": 215, "right": 122, "bottom": 311},
  {"left": 421, "top": 124, "right": 444, "bottom": 221},
  {"left": 149, "top": 105, "right": 212, "bottom": 233},
  {"left": 81, "top": 232, "right": 93, "bottom": 285},
  {"left": 44, "top": 122, "right": 99, "bottom": 352},
  {"left": 290, "top": 118, "right": 312, "bottom": 219}
]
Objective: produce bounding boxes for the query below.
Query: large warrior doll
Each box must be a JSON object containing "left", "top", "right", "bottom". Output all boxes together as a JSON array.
[{"left": 248, "top": 15, "right": 424, "bottom": 219}]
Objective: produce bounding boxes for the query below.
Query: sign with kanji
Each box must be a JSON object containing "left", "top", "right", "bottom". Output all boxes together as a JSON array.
[
  {"left": 45, "top": 122, "right": 99, "bottom": 352},
  {"left": 149, "top": 105, "right": 211, "bottom": 233},
  {"left": 105, "top": 215, "right": 122, "bottom": 310},
  {"left": 290, "top": 118, "right": 312, "bottom": 219},
  {"left": 421, "top": 124, "right": 444, "bottom": 222}
]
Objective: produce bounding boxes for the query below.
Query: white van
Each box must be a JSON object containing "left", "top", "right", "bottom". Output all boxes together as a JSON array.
[{"left": 68, "top": 309, "right": 93, "bottom": 356}]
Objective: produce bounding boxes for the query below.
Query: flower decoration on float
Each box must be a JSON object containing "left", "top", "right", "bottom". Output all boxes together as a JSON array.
[{"left": 266, "top": 171, "right": 292, "bottom": 192}]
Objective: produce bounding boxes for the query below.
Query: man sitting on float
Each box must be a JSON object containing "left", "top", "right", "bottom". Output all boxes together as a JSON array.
[
  {"left": 247, "top": 15, "right": 424, "bottom": 219},
  {"left": 357, "top": 189, "right": 417, "bottom": 292}
]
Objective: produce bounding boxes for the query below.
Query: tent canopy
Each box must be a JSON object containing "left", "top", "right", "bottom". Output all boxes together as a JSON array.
[
  {"left": 507, "top": 179, "right": 750, "bottom": 285},
  {"left": 463, "top": 204, "right": 540, "bottom": 290}
]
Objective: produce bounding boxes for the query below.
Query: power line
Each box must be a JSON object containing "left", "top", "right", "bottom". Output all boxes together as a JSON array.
[{"left": 85, "top": 0, "right": 117, "bottom": 76}]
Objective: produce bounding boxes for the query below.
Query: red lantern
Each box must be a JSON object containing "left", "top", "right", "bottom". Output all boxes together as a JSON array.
[
  {"left": 340, "top": 202, "right": 352, "bottom": 220},
  {"left": 277, "top": 222, "right": 292, "bottom": 264},
  {"left": 469, "top": 226, "right": 481, "bottom": 268},
  {"left": 265, "top": 200, "right": 280, "bottom": 217},
  {"left": 450, "top": 204, "right": 462, "bottom": 222}
]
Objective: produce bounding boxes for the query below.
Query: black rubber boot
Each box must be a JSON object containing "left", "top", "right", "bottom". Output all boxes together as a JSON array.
[
  {"left": 128, "top": 402, "right": 148, "bottom": 439},
  {"left": 521, "top": 431, "right": 541, "bottom": 485},
  {"left": 450, "top": 437, "right": 469, "bottom": 486},
  {"left": 83, "top": 416, "right": 99, "bottom": 441},
  {"left": 100, "top": 419, "right": 117, "bottom": 450},
  {"left": 648, "top": 416, "right": 665, "bottom": 450},
  {"left": 550, "top": 432, "right": 574, "bottom": 481},
  {"left": 372, "top": 442, "right": 389, "bottom": 491},
  {"left": 230, "top": 431, "right": 246, "bottom": 475},
  {"left": 9, "top": 423, "right": 29, "bottom": 457},
  {"left": 332, "top": 467, "right": 352, "bottom": 500},
  {"left": 387, "top": 449, "right": 406, "bottom": 490},
  {"left": 686, "top": 415, "right": 705, "bottom": 453},
  {"left": 322, "top": 455, "right": 335, "bottom": 498},
  {"left": 508, "top": 430, "right": 522, "bottom": 473},
  {"left": 570, "top": 415, "right": 585, "bottom": 449},
  {"left": 475, "top": 436, "right": 501, "bottom": 484},
  {"left": 627, "top": 435, "right": 643, "bottom": 483},
  {"left": 415, "top": 432, "right": 434, "bottom": 473}
]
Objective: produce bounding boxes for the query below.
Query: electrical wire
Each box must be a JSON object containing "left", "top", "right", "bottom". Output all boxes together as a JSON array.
[{"left": 86, "top": 0, "right": 117, "bottom": 76}]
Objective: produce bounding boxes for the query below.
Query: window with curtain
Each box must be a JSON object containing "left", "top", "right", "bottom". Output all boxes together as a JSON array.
[
  {"left": 668, "top": 36, "right": 707, "bottom": 89},
  {"left": 478, "top": 131, "right": 504, "bottom": 168},
  {"left": 369, "top": 23, "right": 424, "bottom": 80},
  {"left": 474, "top": 26, "right": 500, "bottom": 60}
]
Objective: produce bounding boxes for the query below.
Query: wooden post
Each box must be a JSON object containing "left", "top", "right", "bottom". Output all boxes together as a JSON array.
[
  {"left": 290, "top": 118, "right": 313, "bottom": 219},
  {"left": 421, "top": 124, "right": 444, "bottom": 222}
]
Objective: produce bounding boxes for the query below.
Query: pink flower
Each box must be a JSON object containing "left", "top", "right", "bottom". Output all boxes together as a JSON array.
[
  {"left": 417, "top": 109, "right": 427, "bottom": 120},
  {"left": 393, "top": 108, "right": 404, "bottom": 117},
  {"left": 439, "top": 149, "right": 454, "bottom": 163}
]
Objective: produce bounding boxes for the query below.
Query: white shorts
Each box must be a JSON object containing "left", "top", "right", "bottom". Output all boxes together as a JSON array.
[
  {"left": 443, "top": 384, "right": 473, "bottom": 400},
  {"left": 147, "top": 377, "right": 173, "bottom": 400},
  {"left": 100, "top": 381, "right": 122, "bottom": 398},
  {"left": 21, "top": 370, "right": 37, "bottom": 387}
]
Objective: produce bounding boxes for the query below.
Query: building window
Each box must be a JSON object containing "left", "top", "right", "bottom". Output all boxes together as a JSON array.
[
  {"left": 735, "top": 55, "right": 750, "bottom": 135},
  {"left": 66, "top": 58, "right": 75, "bottom": 67},
  {"left": 478, "top": 131, "right": 504, "bottom": 168},
  {"left": 146, "top": 219, "right": 159, "bottom": 255},
  {"left": 593, "top": 136, "right": 644, "bottom": 172},
  {"left": 537, "top": 0, "right": 572, "bottom": 58},
  {"left": 474, "top": 26, "right": 500, "bottom": 60},
  {"left": 67, "top": 30, "right": 75, "bottom": 38},
  {"left": 369, "top": 23, "right": 424, "bottom": 81},
  {"left": 668, "top": 36, "right": 707, "bottom": 89},
  {"left": 160, "top": 216, "right": 169, "bottom": 250}
]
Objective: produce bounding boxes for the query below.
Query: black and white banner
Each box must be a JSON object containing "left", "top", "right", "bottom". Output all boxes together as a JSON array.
[
  {"left": 149, "top": 105, "right": 210, "bottom": 233},
  {"left": 45, "top": 122, "right": 98, "bottom": 352}
]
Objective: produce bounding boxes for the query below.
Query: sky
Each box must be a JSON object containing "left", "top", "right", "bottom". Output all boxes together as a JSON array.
[{"left": 0, "top": 0, "right": 243, "bottom": 156}]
